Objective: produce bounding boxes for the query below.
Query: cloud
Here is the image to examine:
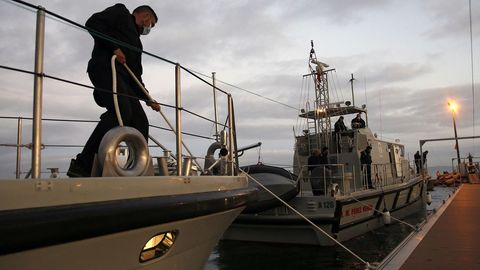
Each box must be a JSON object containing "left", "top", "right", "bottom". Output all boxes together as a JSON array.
[
  {"left": 422, "top": 0, "right": 480, "bottom": 40},
  {"left": 0, "top": 0, "right": 479, "bottom": 179},
  {"left": 359, "top": 63, "right": 432, "bottom": 86}
]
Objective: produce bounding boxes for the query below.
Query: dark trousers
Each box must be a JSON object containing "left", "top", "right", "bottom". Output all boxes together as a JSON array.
[
  {"left": 76, "top": 69, "right": 149, "bottom": 174},
  {"left": 363, "top": 165, "right": 373, "bottom": 188}
]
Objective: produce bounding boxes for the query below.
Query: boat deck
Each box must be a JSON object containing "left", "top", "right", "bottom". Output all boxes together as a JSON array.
[{"left": 400, "top": 184, "right": 480, "bottom": 270}]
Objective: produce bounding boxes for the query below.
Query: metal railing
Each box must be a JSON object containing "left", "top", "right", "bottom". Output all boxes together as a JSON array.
[
  {"left": 301, "top": 164, "right": 348, "bottom": 196},
  {"left": 451, "top": 156, "right": 480, "bottom": 175},
  {"left": 0, "top": 0, "right": 240, "bottom": 178},
  {"left": 299, "top": 160, "right": 415, "bottom": 196}
]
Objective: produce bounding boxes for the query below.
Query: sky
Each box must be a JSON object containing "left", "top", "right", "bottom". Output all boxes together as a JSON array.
[{"left": 0, "top": 0, "right": 479, "bottom": 179}]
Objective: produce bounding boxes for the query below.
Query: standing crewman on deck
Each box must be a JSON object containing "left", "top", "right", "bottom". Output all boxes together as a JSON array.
[
  {"left": 421, "top": 150, "right": 429, "bottom": 174},
  {"left": 414, "top": 151, "right": 421, "bottom": 174},
  {"left": 334, "top": 116, "right": 347, "bottom": 133},
  {"left": 67, "top": 4, "right": 160, "bottom": 177},
  {"left": 351, "top": 113, "right": 366, "bottom": 129},
  {"left": 334, "top": 116, "right": 347, "bottom": 152},
  {"left": 319, "top": 146, "right": 329, "bottom": 166},
  {"left": 361, "top": 146, "right": 374, "bottom": 189},
  {"left": 308, "top": 149, "right": 321, "bottom": 173}
]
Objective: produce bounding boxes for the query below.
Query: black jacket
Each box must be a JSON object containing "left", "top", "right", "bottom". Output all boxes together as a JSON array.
[
  {"left": 307, "top": 155, "right": 321, "bottom": 171},
  {"left": 360, "top": 151, "right": 372, "bottom": 165},
  {"left": 351, "top": 117, "right": 366, "bottom": 129},
  {"left": 334, "top": 119, "right": 347, "bottom": 132},
  {"left": 85, "top": 4, "right": 147, "bottom": 100}
]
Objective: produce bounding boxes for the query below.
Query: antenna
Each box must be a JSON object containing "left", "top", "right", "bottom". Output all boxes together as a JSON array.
[{"left": 349, "top": 73, "right": 355, "bottom": 107}]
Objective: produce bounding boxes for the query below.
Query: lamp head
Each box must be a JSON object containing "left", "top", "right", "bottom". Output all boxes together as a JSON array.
[{"left": 448, "top": 101, "right": 458, "bottom": 113}]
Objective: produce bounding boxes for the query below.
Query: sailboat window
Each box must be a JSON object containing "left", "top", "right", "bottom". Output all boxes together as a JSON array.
[{"left": 139, "top": 230, "right": 178, "bottom": 263}]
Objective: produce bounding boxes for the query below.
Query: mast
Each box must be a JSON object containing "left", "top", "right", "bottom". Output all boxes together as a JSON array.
[
  {"left": 308, "top": 41, "right": 332, "bottom": 149},
  {"left": 349, "top": 74, "right": 355, "bottom": 107}
]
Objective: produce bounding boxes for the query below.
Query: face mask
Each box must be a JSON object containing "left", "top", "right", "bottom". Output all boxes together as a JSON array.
[{"left": 141, "top": 24, "right": 152, "bottom": 35}]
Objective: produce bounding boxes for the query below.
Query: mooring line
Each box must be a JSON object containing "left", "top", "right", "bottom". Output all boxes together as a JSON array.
[
  {"left": 347, "top": 191, "right": 419, "bottom": 231},
  {"left": 240, "top": 168, "right": 372, "bottom": 269}
]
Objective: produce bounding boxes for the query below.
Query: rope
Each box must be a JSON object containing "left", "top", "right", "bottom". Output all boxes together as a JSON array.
[
  {"left": 111, "top": 55, "right": 124, "bottom": 126},
  {"left": 121, "top": 63, "right": 204, "bottom": 171},
  {"left": 239, "top": 168, "right": 371, "bottom": 268}
]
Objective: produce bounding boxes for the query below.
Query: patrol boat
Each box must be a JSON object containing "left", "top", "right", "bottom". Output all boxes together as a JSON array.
[
  {"left": 223, "top": 42, "right": 426, "bottom": 245},
  {"left": 0, "top": 4, "right": 255, "bottom": 270}
]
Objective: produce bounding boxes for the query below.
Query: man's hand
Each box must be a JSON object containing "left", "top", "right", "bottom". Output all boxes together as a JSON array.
[
  {"left": 147, "top": 100, "right": 161, "bottom": 112},
  {"left": 113, "top": 48, "right": 126, "bottom": 64}
]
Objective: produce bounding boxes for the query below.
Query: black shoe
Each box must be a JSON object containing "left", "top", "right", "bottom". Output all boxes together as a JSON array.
[{"left": 67, "top": 159, "right": 89, "bottom": 178}]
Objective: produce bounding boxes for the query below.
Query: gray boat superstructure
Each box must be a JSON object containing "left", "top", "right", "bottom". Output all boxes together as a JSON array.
[{"left": 223, "top": 42, "right": 426, "bottom": 246}]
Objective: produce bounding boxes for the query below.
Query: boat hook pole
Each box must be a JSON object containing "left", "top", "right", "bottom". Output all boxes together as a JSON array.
[{"left": 121, "top": 62, "right": 203, "bottom": 172}]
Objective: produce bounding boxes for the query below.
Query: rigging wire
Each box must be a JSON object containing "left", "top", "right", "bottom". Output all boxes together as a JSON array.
[
  {"left": 189, "top": 69, "right": 298, "bottom": 111},
  {"left": 295, "top": 76, "right": 306, "bottom": 135},
  {"left": 0, "top": 115, "right": 216, "bottom": 141},
  {"left": 0, "top": 64, "right": 174, "bottom": 109},
  {"left": 469, "top": 0, "right": 476, "bottom": 151},
  {"left": 335, "top": 70, "right": 348, "bottom": 101},
  {"left": 0, "top": 64, "right": 230, "bottom": 131},
  {"left": 330, "top": 70, "right": 340, "bottom": 103},
  {"left": 4, "top": 0, "right": 299, "bottom": 123}
]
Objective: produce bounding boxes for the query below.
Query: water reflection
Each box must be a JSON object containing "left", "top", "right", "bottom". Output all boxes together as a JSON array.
[
  {"left": 206, "top": 187, "right": 456, "bottom": 270},
  {"left": 206, "top": 215, "right": 420, "bottom": 270}
]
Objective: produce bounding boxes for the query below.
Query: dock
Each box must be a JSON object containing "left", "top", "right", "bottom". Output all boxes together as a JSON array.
[{"left": 398, "top": 184, "right": 480, "bottom": 270}]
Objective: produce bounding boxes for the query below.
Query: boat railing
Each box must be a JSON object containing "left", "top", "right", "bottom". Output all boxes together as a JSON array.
[
  {"left": 302, "top": 163, "right": 350, "bottom": 196},
  {"left": 365, "top": 161, "right": 414, "bottom": 188},
  {"left": 452, "top": 156, "right": 480, "bottom": 176},
  {"left": 0, "top": 1, "right": 240, "bottom": 179},
  {"left": 301, "top": 160, "right": 416, "bottom": 196}
]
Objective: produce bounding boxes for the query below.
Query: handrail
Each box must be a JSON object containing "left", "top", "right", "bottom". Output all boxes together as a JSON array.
[
  {"left": 1, "top": 0, "right": 240, "bottom": 178},
  {"left": 0, "top": 115, "right": 218, "bottom": 140},
  {"left": 300, "top": 162, "right": 416, "bottom": 196}
]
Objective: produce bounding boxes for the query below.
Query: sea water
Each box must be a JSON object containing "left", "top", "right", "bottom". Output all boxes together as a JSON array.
[{"left": 205, "top": 186, "right": 455, "bottom": 270}]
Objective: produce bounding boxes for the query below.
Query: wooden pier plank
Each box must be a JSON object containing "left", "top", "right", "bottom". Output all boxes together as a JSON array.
[{"left": 400, "top": 185, "right": 480, "bottom": 270}]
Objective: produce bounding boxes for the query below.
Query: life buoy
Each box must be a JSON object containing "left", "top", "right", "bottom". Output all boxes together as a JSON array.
[{"left": 97, "top": 126, "right": 150, "bottom": 177}]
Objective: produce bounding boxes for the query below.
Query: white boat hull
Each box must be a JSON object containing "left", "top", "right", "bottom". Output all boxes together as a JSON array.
[
  {"left": 0, "top": 207, "right": 243, "bottom": 270},
  {"left": 0, "top": 176, "right": 254, "bottom": 269}
]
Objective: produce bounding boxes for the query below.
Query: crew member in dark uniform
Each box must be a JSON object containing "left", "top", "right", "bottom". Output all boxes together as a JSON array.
[
  {"left": 334, "top": 116, "right": 347, "bottom": 133},
  {"left": 334, "top": 116, "right": 347, "bottom": 152},
  {"left": 351, "top": 113, "right": 366, "bottom": 129},
  {"left": 319, "top": 146, "right": 329, "bottom": 166},
  {"left": 414, "top": 151, "right": 421, "bottom": 174},
  {"left": 307, "top": 149, "right": 321, "bottom": 173},
  {"left": 361, "top": 146, "right": 373, "bottom": 189},
  {"left": 68, "top": 4, "right": 160, "bottom": 177}
]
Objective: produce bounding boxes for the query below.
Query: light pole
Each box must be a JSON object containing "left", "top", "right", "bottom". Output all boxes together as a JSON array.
[{"left": 448, "top": 101, "right": 461, "bottom": 171}]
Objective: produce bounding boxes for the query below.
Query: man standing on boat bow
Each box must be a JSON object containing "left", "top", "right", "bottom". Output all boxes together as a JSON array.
[{"left": 68, "top": 4, "right": 160, "bottom": 177}]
